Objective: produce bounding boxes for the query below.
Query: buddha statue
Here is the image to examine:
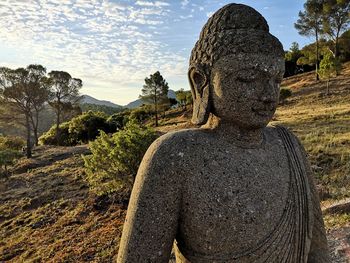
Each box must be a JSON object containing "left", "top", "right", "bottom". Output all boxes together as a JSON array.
[{"left": 117, "top": 4, "right": 330, "bottom": 263}]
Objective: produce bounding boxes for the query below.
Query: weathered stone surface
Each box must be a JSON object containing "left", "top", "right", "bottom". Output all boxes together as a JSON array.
[{"left": 117, "top": 3, "right": 331, "bottom": 263}]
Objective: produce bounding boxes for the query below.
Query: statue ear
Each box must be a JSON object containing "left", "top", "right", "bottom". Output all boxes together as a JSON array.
[{"left": 188, "top": 65, "right": 210, "bottom": 125}]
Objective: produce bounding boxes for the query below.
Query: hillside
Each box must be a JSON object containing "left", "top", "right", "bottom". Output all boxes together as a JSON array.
[
  {"left": 81, "top": 95, "right": 122, "bottom": 108},
  {"left": 1, "top": 64, "right": 350, "bottom": 262}
]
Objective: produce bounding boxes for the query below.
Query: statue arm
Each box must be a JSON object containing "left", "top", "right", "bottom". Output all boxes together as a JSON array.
[
  {"left": 117, "top": 136, "right": 182, "bottom": 263},
  {"left": 295, "top": 137, "right": 331, "bottom": 263}
]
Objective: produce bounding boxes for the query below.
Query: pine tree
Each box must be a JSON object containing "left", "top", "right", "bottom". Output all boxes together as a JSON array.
[
  {"left": 140, "top": 71, "right": 169, "bottom": 127},
  {"left": 295, "top": 0, "right": 324, "bottom": 80}
]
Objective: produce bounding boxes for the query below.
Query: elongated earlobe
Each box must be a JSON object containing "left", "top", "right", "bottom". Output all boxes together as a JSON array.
[{"left": 188, "top": 65, "right": 210, "bottom": 125}]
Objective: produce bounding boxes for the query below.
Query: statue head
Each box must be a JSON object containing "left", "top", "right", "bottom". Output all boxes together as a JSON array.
[{"left": 189, "top": 4, "right": 285, "bottom": 128}]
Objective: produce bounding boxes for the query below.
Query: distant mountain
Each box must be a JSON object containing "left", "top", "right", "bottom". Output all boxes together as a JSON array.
[
  {"left": 124, "top": 89, "right": 177, "bottom": 109},
  {"left": 81, "top": 95, "right": 122, "bottom": 108}
]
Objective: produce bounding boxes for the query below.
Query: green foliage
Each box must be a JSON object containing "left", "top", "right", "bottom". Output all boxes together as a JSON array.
[
  {"left": 0, "top": 150, "right": 22, "bottom": 176},
  {"left": 140, "top": 71, "right": 169, "bottom": 126},
  {"left": 0, "top": 65, "right": 50, "bottom": 157},
  {"left": 48, "top": 71, "right": 82, "bottom": 140},
  {"left": 83, "top": 122, "right": 158, "bottom": 195},
  {"left": 107, "top": 111, "right": 131, "bottom": 131},
  {"left": 319, "top": 50, "right": 342, "bottom": 94},
  {"left": 279, "top": 88, "right": 292, "bottom": 103},
  {"left": 68, "top": 111, "right": 111, "bottom": 143},
  {"left": 0, "top": 135, "right": 25, "bottom": 151},
  {"left": 39, "top": 122, "right": 73, "bottom": 146},
  {"left": 80, "top": 103, "right": 123, "bottom": 115},
  {"left": 285, "top": 42, "right": 303, "bottom": 63},
  {"left": 175, "top": 89, "right": 192, "bottom": 109},
  {"left": 129, "top": 107, "right": 152, "bottom": 123},
  {"left": 297, "top": 39, "right": 329, "bottom": 65},
  {"left": 0, "top": 135, "right": 24, "bottom": 176},
  {"left": 319, "top": 50, "right": 341, "bottom": 79},
  {"left": 322, "top": 0, "right": 350, "bottom": 57},
  {"left": 39, "top": 111, "right": 116, "bottom": 146},
  {"left": 295, "top": 0, "right": 324, "bottom": 37}
]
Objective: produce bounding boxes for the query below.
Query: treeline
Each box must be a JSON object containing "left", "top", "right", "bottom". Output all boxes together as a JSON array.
[
  {"left": 286, "top": 0, "right": 350, "bottom": 78},
  {"left": 0, "top": 65, "right": 82, "bottom": 157}
]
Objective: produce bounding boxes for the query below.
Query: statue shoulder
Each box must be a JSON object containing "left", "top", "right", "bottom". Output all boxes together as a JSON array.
[
  {"left": 267, "top": 125, "right": 304, "bottom": 148},
  {"left": 140, "top": 128, "right": 203, "bottom": 175}
]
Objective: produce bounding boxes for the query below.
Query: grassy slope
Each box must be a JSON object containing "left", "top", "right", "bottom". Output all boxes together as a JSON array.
[
  {"left": 276, "top": 63, "right": 350, "bottom": 198},
  {"left": 0, "top": 146, "right": 126, "bottom": 262},
  {"left": 1, "top": 63, "right": 349, "bottom": 262}
]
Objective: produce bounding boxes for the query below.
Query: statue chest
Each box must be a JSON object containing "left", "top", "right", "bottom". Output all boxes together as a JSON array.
[{"left": 178, "top": 142, "right": 291, "bottom": 256}]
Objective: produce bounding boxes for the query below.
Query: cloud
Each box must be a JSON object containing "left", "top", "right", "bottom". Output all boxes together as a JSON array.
[
  {"left": 0, "top": 0, "right": 187, "bottom": 104},
  {"left": 135, "top": 1, "right": 170, "bottom": 7},
  {"left": 181, "top": 0, "right": 189, "bottom": 8},
  {"left": 179, "top": 14, "right": 193, "bottom": 20}
]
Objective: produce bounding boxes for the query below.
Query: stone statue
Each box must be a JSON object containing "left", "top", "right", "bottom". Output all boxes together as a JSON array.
[{"left": 117, "top": 4, "right": 330, "bottom": 263}]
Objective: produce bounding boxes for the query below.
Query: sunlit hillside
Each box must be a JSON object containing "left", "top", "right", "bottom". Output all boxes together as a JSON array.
[{"left": 1, "top": 64, "right": 350, "bottom": 262}]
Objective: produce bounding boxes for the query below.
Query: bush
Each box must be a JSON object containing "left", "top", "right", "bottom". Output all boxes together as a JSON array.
[
  {"left": 279, "top": 88, "right": 292, "bottom": 103},
  {"left": 107, "top": 111, "right": 131, "bottom": 131},
  {"left": 83, "top": 122, "right": 158, "bottom": 195},
  {"left": 39, "top": 111, "right": 116, "bottom": 146},
  {"left": 39, "top": 122, "right": 73, "bottom": 146},
  {"left": 129, "top": 107, "right": 152, "bottom": 123},
  {"left": 68, "top": 111, "right": 112, "bottom": 143},
  {"left": 0, "top": 135, "right": 24, "bottom": 177},
  {"left": 0, "top": 135, "right": 25, "bottom": 150}
]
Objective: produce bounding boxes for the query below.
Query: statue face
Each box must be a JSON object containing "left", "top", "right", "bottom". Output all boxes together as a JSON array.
[{"left": 210, "top": 53, "right": 285, "bottom": 129}]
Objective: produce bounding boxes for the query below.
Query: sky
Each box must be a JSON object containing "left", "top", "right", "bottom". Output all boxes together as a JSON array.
[{"left": 0, "top": 0, "right": 312, "bottom": 106}]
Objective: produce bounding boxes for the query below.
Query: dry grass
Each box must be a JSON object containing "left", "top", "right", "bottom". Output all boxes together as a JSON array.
[
  {"left": 273, "top": 62, "right": 350, "bottom": 201},
  {"left": 0, "top": 146, "right": 127, "bottom": 262}
]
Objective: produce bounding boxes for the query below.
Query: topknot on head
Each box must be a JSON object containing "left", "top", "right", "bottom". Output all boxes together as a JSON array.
[
  {"left": 189, "top": 4, "right": 284, "bottom": 73},
  {"left": 200, "top": 3, "right": 269, "bottom": 37}
]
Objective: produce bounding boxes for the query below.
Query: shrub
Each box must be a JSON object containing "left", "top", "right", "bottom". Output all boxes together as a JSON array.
[
  {"left": 0, "top": 135, "right": 25, "bottom": 150},
  {"left": 107, "top": 111, "right": 130, "bottom": 131},
  {"left": 0, "top": 149, "right": 22, "bottom": 176},
  {"left": 39, "top": 111, "right": 115, "bottom": 146},
  {"left": 39, "top": 122, "right": 73, "bottom": 146},
  {"left": 0, "top": 135, "right": 24, "bottom": 177},
  {"left": 83, "top": 122, "right": 158, "bottom": 195},
  {"left": 279, "top": 88, "right": 292, "bottom": 104},
  {"left": 68, "top": 111, "right": 111, "bottom": 143},
  {"left": 129, "top": 107, "right": 152, "bottom": 123}
]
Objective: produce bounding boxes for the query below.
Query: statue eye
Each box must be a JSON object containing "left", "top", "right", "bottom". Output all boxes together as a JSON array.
[{"left": 236, "top": 76, "right": 255, "bottom": 83}]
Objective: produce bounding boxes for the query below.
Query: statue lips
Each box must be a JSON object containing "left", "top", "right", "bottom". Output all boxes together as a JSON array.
[{"left": 251, "top": 101, "right": 276, "bottom": 117}]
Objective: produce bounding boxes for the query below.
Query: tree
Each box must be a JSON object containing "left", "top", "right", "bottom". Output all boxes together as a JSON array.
[
  {"left": 176, "top": 88, "right": 187, "bottom": 109},
  {"left": 140, "top": 71, "right": 169, "bottom": 127},
  {"left": 319, "top": 50, "right": 341, "bottom": 94},
  {"left": 27, "top": 65, "right": 50, "bottom": 145},
  {"left": 285, "top": 42, "right": 304, "bottom": 76},
  {"left": 175, "top": 89, "right": 192, "bottom": 110},
  {"left": 0, "top": 65, "right": 49, "bottom": 157},
  {"left": 48, "top": 71, "right": 82, "bottom": 144},
  {"left": 295, "top": 0, "right": 324, "bottom": 80},
  {"left": 322, "top": 0, "right": 350, "bottom": 59},
  {"left": 285, "top": 42, "right": 303, "bottom": 63}
]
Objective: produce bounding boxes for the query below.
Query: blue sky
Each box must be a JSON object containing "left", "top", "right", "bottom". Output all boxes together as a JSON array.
[{"left": 0, "top": 0, "right": 311, "bottom": 106}]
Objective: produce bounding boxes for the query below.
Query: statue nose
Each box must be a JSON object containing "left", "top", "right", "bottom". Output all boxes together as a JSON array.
[{"left": 260, "top": 80, "right": 278, "bottom": 102}]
